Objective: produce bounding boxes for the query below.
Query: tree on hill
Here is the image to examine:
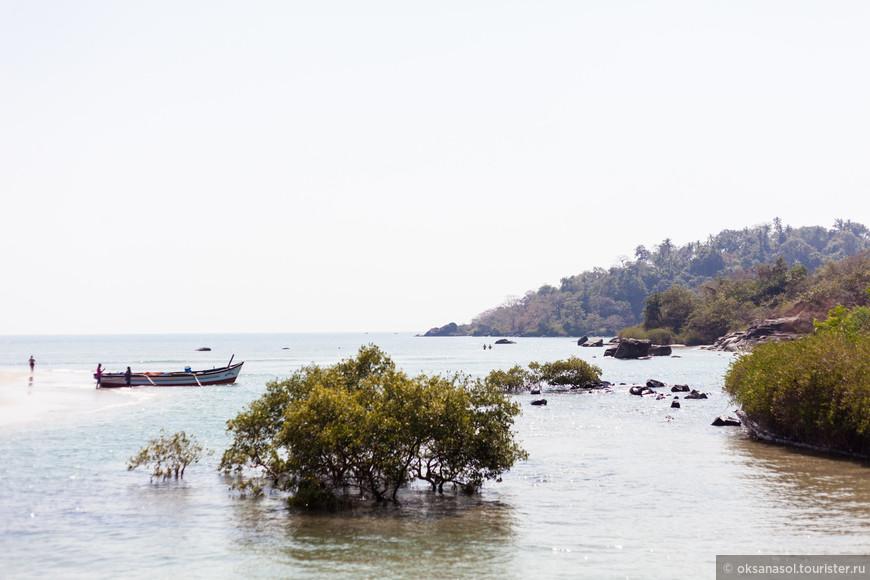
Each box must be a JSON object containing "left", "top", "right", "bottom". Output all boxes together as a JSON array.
[
  {"left": 424, "top": 219, "right": 870, "bottom": 338},
  {"left": 630, "top": 252, "right": 870, "bottom": 346}
]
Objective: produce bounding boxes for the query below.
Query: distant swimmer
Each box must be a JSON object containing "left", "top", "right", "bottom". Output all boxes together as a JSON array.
[{"left": 29, "top": 356, "right": 35, "bottom": 373}]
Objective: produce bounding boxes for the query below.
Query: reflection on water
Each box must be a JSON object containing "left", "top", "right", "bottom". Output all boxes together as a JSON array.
[
  {"left": 228, "top": 490, "right": 518, "bottom": 578},
  {"left": 726, "top": 433, "right": 870, "bottom": 543}
]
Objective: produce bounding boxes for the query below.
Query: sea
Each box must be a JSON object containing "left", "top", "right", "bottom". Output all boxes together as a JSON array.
[{"left": 1, "top": 333, "right": 869, "bottom": 579}]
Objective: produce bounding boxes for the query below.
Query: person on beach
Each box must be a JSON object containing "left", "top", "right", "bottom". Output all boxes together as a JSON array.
[
  {"left": 29, "top": 356, "right": 35, "bottom": 373},
  {"left": 95, "top": 364, "right": 104, "bottom": 388},
  {"left": 124, "top": 366, "right": 132, "bottom": 388}
]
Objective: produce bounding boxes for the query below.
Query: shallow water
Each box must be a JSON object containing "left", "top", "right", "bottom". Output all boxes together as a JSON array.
[{"left": 1, "top": 334, "right": 868, "bottom": 579}]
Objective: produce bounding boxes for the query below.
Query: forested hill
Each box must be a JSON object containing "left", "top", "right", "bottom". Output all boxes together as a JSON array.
[{"left": 424, "top": 219, "right": 870, "bottom": 337}]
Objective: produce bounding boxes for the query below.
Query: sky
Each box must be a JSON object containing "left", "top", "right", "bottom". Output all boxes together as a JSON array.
[{"left": 1, "top": 1, "right": 869, "bottom": 335}]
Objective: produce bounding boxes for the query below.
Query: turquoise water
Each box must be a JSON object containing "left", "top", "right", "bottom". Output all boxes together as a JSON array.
[{"left": 1, "top": 334, "right": 869, "bottom": 579}]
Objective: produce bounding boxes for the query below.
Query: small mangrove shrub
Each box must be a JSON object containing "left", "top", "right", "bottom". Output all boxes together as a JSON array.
[
  {"left": 128, "top": 429, "right": 206, "bottom": 482},
  {"left": 485, "top": 356, "right": 602, "bottom": 392}
]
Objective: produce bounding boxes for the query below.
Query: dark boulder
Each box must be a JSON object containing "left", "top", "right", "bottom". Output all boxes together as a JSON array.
[
  {"left": 495, "top": 338, "right": 516, "bottom": 344},
  {"left": 629, "top": 385, "right": 655, "bottom": 396},
  {"left": 581, "top": 338, "right": 604, "bottom": 347},
  {"left": 577, "top": 336, "right": 588, "bottom": 346},
  {"left": 613, "top": 338, "right": 652, "bottom": 359},
  {"left": 712, "top": 415, "right": 741, "bottom": 427},
  {"left": 649, "top": 345, "right": 672, "bottom": 356},
  {"left": 646, "top": 379, "right": 666, "bottom": 390},
  {"left": 671, "top": 400, "right": 681, "bottom": 409},
  {"left": 571, "top": 380, "right": 612, "bottom": 391},
  {"left": 195, "top": 347, "right": 211, "bottom": 352},
  {"left": 671, "top": 384, "right": 690, "bottom": 393},
  {"left": 603, "top": 346, "right": 617, "bottom": 357},
  {"left": 684, "top": 389, "right": 708, "bottom": 400},
  {"left": 530, "top": 399, "right": 548, "bottom": 406}
]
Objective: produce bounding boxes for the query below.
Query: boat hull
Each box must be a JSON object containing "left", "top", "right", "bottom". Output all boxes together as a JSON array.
[{"left": 96, "top": 362, "right": 244, "bottom": 387}]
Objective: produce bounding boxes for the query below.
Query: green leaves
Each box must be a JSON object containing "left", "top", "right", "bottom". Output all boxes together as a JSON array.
[
  {"left": 485, "top": 357, "right": 602, "bottom": 392},
  {"left": 220, "top": 345, "right": 526, "bottom": 508},
  {"left": 127, "top": 429, "right": 205, "bottom": 482},
  {"left": 724, "top": 307, "right": 870, "bottom": 455}
]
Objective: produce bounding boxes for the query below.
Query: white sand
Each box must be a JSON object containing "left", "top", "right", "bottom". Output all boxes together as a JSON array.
[{"left": 0, "top": 368, "right": 136, "bottom": 429}]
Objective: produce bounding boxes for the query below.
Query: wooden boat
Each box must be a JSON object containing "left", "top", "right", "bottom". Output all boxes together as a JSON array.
[{"left": 96, "top": 360, "right": 243, "bottom": 388}]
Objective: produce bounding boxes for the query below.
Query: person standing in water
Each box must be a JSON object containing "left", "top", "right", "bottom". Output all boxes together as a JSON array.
[
  {"left": 124, "top": 366, "right": 132, "bottom": 388},
  {"left": 29, "top": 356, "right": 35, "bottom": 373},
  {"left": 95, "top": 364, "right": 104, "bottom": 389}
]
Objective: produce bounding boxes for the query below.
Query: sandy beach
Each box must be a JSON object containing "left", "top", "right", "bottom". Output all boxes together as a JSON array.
[{"left": 0, "top": 367, "right": 134, "bottom": 429}]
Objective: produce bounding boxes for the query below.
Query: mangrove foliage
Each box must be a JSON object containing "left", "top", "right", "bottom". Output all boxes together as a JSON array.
[
  {"left": 219, "top": 345, "right": 527, "bottom": 508},
  {"left": 723, "top": 291, "right": 870, "bottom": 457}
]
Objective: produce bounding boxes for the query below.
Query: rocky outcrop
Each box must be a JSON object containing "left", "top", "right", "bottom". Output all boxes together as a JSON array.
[
  {"left": 712, "top": 415, "right": 741, "bottom": 427},
  {"left": 707, "top": 316, "right": 802, "bottom": 351},
  {"left": 580, "top": 338, "right": 604, "bottom": 347},
  {"left": 612, "top": 338, "right": 652, "bottom": 359},
  {"left": 649, "top": 345, "right": 672, "bottom": 356},
  {"left": 423, "top": 323, "right": 462, "bottom": 337},
  {"left": 736, "top": 410, "right": 870, "bottom": 459},
  {"left": 495, "top": 338, "right": 516, "bottom": 344},
  {"left": 603, "top": 338, "right": 671, "bottom": 358},
  {"left": 531, "top": 399, "right": 548, "bottom": 406}
]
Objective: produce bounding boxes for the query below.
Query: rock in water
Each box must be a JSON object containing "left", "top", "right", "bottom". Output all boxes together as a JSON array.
[
  {"left": 613, "top": 338, "right": 652, "bottom": 359},
  {"left": 712, "top": 415, "right": 741, "bottom": 427},
  {"left": 649, "top": 345, "right": 672, "bottom": 356}
]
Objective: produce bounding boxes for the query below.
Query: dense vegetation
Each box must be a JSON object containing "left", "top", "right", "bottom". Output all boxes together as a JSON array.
[
  {"left": 723, "top": 293, "right": 870, "bottom": 456},
  {"left": 425, "top": 219, "right": 870, "bottom": 338},
  {"left": 219, "top": 345, "right": 527, "bottom": 508},
  {"left": 484, "top": 357, "right": 602, "bottom": 392},
  {"left": 623, "top": 251, "right": 870, "bottom": 345}
]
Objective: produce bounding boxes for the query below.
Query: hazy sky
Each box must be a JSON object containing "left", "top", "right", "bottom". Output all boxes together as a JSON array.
[{"left": 2, "top": 1, "right": 868, "bottom": 335}]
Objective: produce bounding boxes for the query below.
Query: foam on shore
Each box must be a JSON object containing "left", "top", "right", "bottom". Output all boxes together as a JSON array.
[{"left": 0, "top": 368, "right": 141, "bottom": 429}]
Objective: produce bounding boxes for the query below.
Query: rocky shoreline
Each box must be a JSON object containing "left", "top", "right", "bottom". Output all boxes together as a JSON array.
[
  {"left": 736, "top": 410, "right": 870, "bottom": 461},
  {"left": 702, "top": 316, "right": 806, "bottom": 352}
]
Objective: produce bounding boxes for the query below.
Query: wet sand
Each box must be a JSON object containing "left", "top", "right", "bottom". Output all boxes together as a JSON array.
[{"left": 0, "top": 368, "right": 133, "bottom": 429}]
